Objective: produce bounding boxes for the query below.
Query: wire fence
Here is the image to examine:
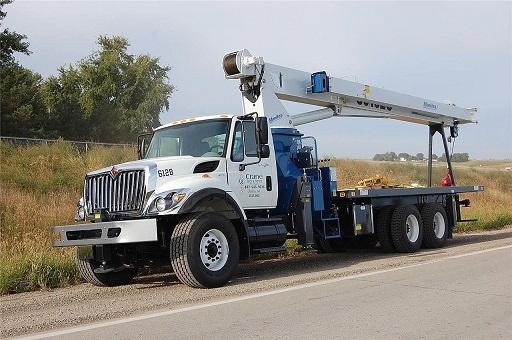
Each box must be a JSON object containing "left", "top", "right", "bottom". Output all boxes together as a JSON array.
[{"left": 0, "top": 136, "right": 135, "bottom": 153}]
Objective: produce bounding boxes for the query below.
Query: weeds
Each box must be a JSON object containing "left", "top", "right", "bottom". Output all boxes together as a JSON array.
[
  {"left": 0, "top": 248, "right": 81, "bottom": 295},
  {"left": 0, "top": 142, "right": 136, "bottom": 294}
]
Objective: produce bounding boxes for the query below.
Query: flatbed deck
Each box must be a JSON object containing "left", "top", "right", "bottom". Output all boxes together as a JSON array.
[{"left": 336, "top": 185, "right": 484, "bottom": 199}]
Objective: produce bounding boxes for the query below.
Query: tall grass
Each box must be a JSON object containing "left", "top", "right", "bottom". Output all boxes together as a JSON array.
[
  {"left": 0, "top": 141, "right": 136, "bottom": 294},
  {"left": 0, "top": 144, "right": 510, "bottom": 294}
]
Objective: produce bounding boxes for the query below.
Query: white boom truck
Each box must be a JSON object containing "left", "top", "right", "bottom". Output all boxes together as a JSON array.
[{"left": 51, "top": 49, "right": 483, "bottom": 288}]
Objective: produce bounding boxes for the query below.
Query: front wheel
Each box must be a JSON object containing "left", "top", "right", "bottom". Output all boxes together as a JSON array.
[{"left": 170, "top": 212, "right": 240, "bottom": 288}]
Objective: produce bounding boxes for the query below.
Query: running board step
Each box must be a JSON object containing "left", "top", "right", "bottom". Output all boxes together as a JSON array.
[{"left": 252, "top": 246, "right": 287, "bottom": 254}]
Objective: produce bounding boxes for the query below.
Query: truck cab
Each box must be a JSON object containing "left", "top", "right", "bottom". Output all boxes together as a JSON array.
[{"left": 141, "top": 114, "right": 277, "bottom": 211}]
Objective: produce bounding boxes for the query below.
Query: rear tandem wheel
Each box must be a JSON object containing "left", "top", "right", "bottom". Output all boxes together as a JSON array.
[
  {"left": 421, "top": 203, "right": 449, "bottom": 248},
  {"left": 390, "top": 204, "right": 423, "bottom": 253},
  {"left": 375, "top": 205, "right": 396, "bottom": 253}
]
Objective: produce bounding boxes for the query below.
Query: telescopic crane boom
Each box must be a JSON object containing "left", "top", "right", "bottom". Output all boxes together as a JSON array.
[{"left": 222, "top": 49, "right": 477, "bottom": 128}]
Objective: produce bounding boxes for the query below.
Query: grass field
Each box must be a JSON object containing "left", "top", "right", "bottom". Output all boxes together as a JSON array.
[
  {"left": 1, "top": 142, "right": 511, "bottom": 295},
  {"left": 457, "top": 159, "right": 512, "bottom": 169}
]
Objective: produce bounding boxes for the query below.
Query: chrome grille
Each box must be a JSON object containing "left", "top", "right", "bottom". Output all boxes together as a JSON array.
[{"left": 85, "top": 170, "right": 146, "bottom": 215}]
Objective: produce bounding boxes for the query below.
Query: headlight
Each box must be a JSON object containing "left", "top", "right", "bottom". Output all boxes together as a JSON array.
[
  {"left": 171, "top": 192, "right": 186, "bottom": 205},
  {"left": 155, "top": 197, "right": 166, "bottom": 212},
  {"left": 149, "top": 191, "right": 187, "bottom": 214}
]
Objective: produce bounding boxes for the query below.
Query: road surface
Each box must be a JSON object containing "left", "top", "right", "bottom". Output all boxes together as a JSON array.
[{"left": 2, "top": 228, "right": 511, "bottom": 339}]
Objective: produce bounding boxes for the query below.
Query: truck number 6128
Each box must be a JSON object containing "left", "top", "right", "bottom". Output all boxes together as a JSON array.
[{"left": 158, "top": 168, "right": 174, "bottom": 177}]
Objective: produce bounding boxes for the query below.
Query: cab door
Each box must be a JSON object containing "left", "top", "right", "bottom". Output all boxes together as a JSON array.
[{"left": 226, "top": 120, "right": 276, "bottom": 209}]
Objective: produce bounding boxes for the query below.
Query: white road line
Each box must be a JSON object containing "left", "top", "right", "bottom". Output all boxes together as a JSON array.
[{"left": 15, "top": 244, "right": 512, "bottom": 340}]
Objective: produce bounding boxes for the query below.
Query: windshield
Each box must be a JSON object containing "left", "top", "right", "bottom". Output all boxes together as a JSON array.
[{"left": 145, "top": 119, "right": 230, "bottom": 159}]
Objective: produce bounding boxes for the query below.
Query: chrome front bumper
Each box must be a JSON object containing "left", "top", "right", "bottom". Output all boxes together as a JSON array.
[{"left": 51, "top": 219, "right": 158, "bottom": 247}]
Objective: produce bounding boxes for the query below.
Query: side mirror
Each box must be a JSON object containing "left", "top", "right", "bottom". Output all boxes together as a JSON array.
[
  {"left": 137, "top": 133, "right": 152, "bottom": 160},
  {"left": 137, "top": 139, "right": 145, "bottom": 160},
  {"left": 259, "top": 145, "right": 270, "bottom": 158},
  {"left": 256, "top": 117, "right": 268, "bottom": 145}
]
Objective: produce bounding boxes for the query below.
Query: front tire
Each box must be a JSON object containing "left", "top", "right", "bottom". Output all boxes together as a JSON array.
[
  {"left": 421, "top": 203, "right": 449, "bottom": 248},
  {"left": 75, "top": 250, "right": 138, "bottom": 287},
  {"left": 171, "top": 212, "right": 240, "bottom": 288},
  {"left": 390, "top": 204, "right": 423, "bottom": 253}
]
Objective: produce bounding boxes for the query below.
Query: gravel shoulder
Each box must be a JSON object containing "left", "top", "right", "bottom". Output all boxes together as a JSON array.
[{"left": 2, "top": 227, "right": 511, "bottom": 338}]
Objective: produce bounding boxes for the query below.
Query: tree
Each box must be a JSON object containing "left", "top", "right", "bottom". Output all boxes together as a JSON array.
[
  {"left": 40, "top": 66, "right": 84, "bottom": 140},
  {"left": 0, "top": 62, "right": 43, "bottom": 136},
  {"left": 0, "top": 0, "right": 44, "bottom": 137},
  {"left": 438, "top": 153, "right": 469, "bottom": 162},
  {"left": 42, "top": 35, "right": 175, "bottom": 142},
  {"left": 398, "top": 152, "right": 412, "bottom": 161},
  {"left": 415, "top": 152, "right": 424, "bottom": 161},
  {"left": 1, "top": 3, "right": 173, "bottom": 141},
  {"left": 373, "top": 151, "right": 398, "bottom": 161},
  {"left": 452, "top": 152, "right": 469, "bottom": 162},
  {"left": 0, "top": 0, "right": 31, "bottom": 64}
]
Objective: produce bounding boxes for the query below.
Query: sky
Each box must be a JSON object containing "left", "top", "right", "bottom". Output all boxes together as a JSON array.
[{"left": 4, "top": 0, "right": 512, "bottom": 160}]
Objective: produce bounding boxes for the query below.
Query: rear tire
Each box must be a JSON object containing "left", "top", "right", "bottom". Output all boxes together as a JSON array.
[
  {"left": 171, "top": 212, "right": 240, "bottom": 288},
  {"left": 421, "top": 203, "right": 448, "bottom": 248},
  {"left": 375, "top": 206, "right": 396, "bottom": 252},
  {"left": 391, "top": 204, "right": 423, "bottom": 253},
  {"left": 76, "top": 250, "right": 138, "bottom": 287}
]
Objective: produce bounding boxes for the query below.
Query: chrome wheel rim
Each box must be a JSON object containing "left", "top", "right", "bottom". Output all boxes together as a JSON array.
[{"left": 199, "top": 229, "right": 229, "bottom": 271}]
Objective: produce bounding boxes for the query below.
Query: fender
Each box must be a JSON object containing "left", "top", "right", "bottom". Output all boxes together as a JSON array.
[{"left": 178, "top": 188, "right": 250, "bottom": 260}]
